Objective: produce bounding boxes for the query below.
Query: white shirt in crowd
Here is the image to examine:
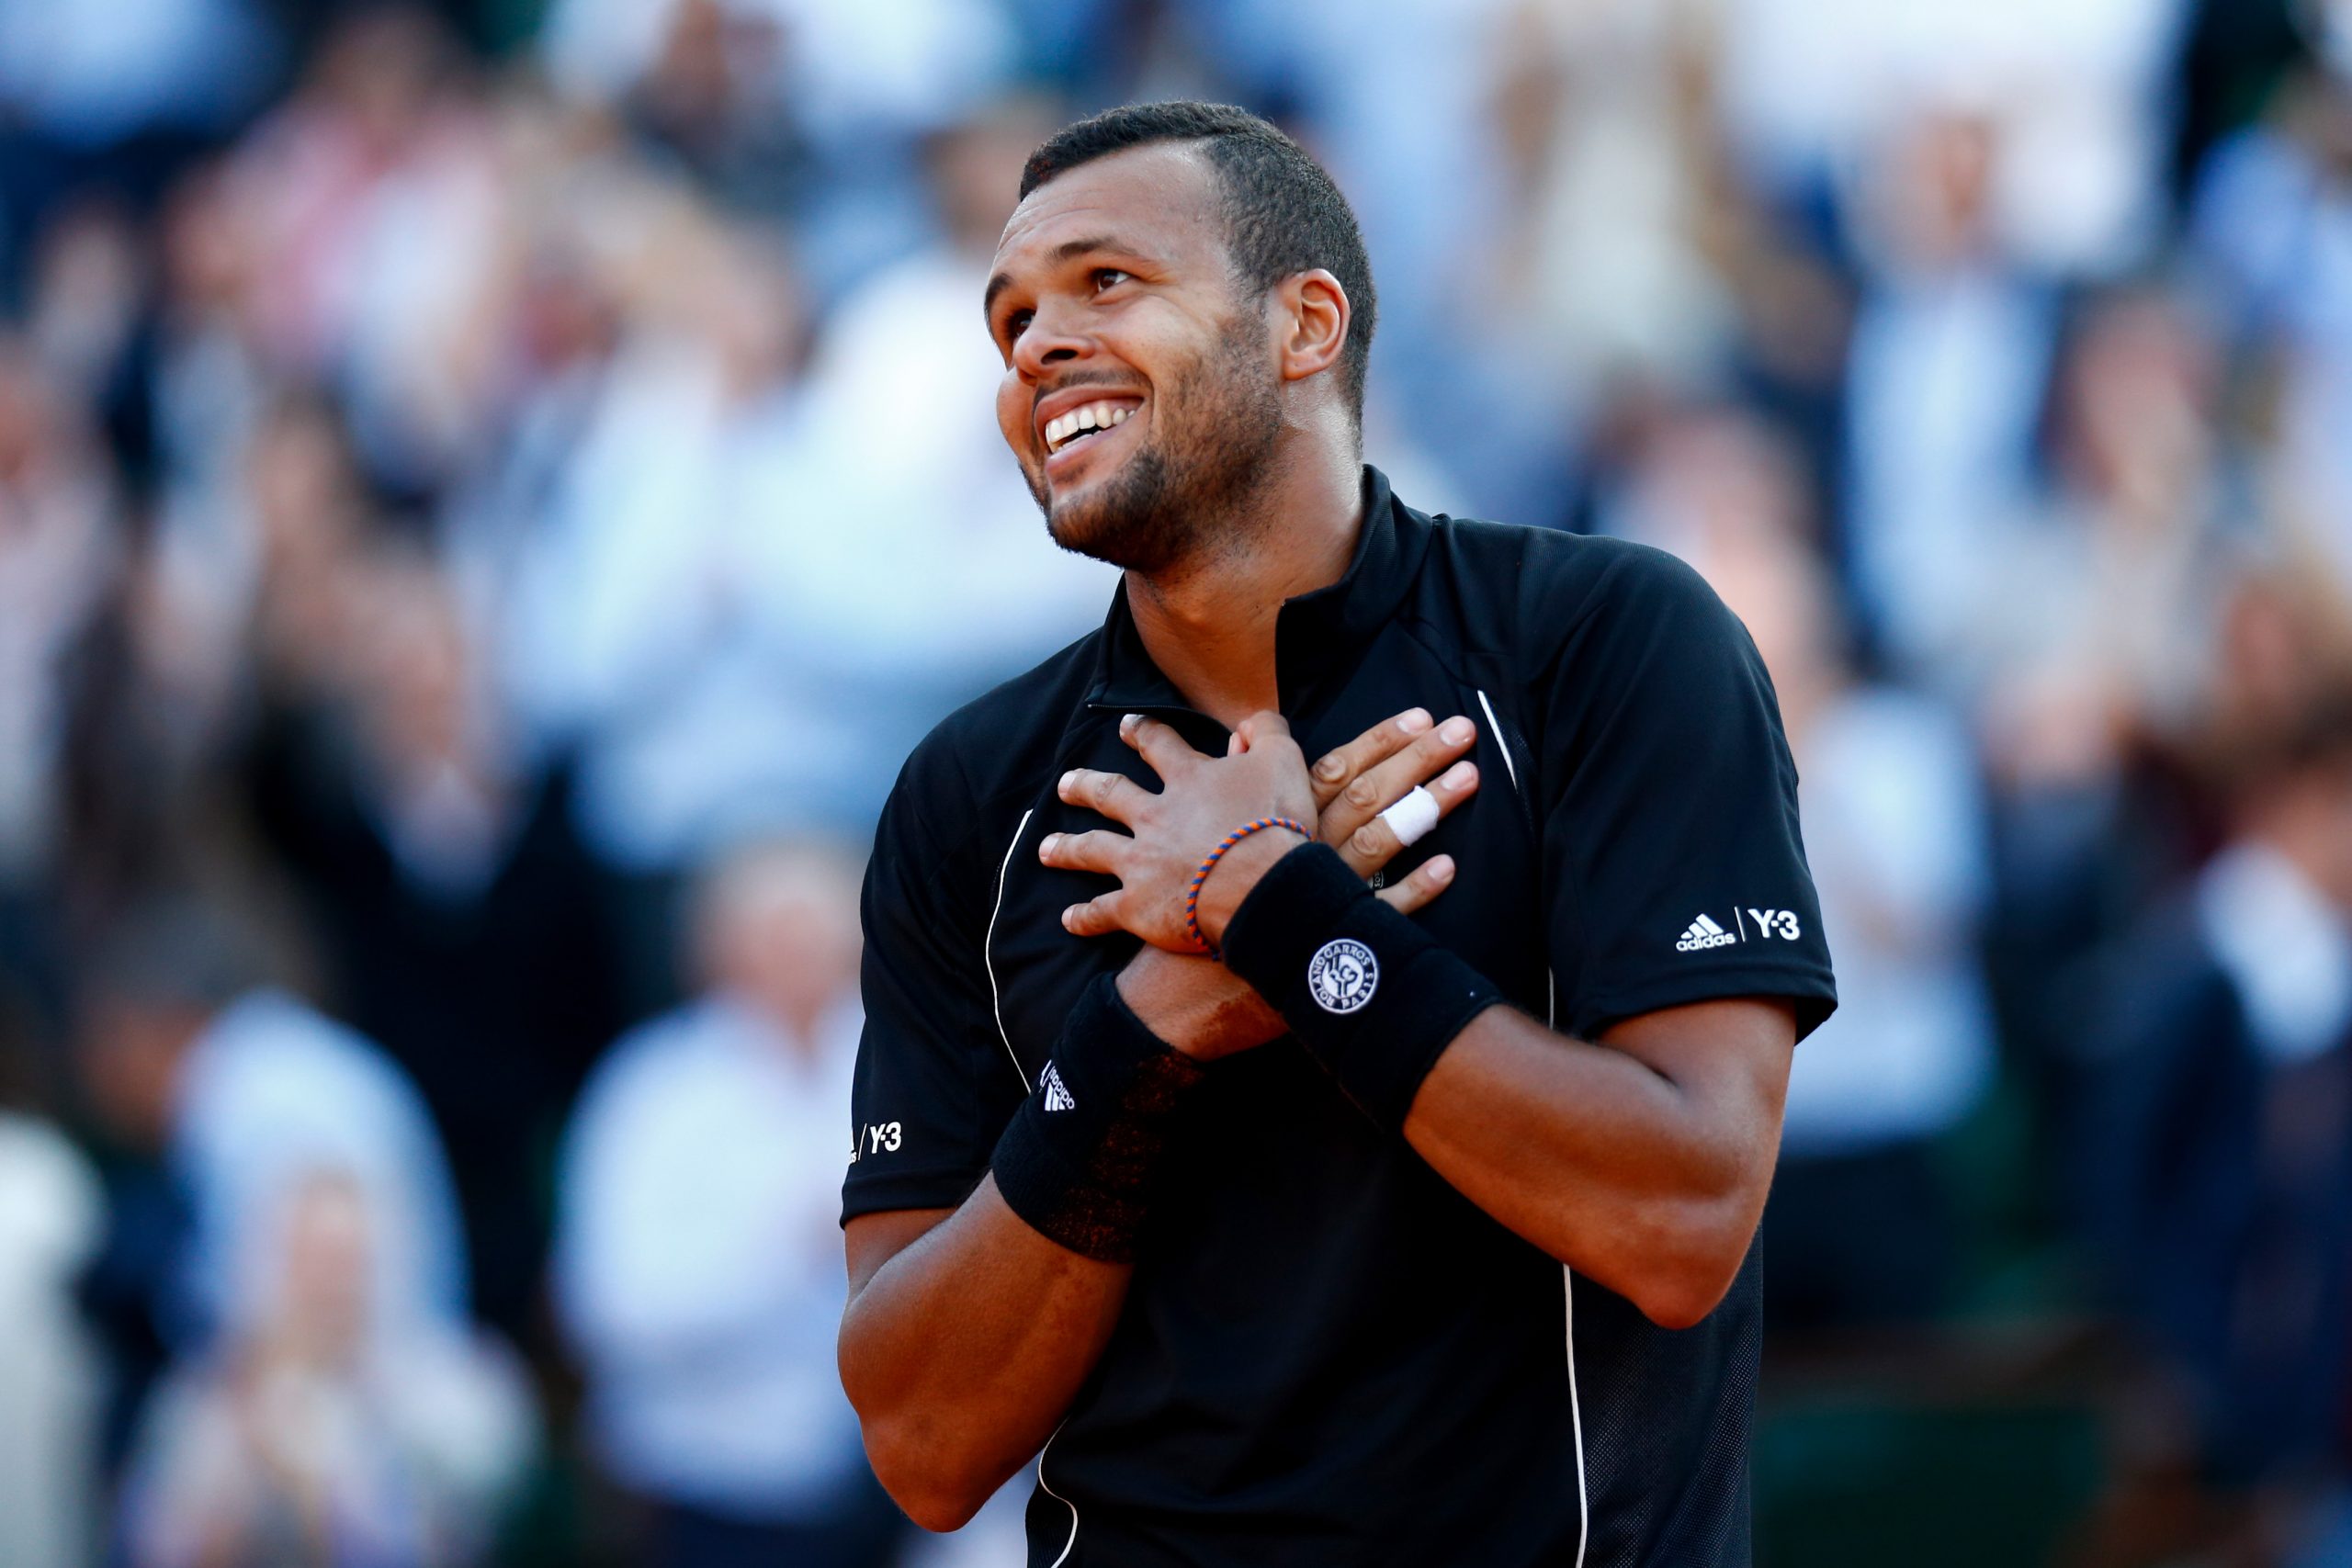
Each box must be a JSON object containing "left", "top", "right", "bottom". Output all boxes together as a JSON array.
[
  {"left": 0, "top": 1113, "right": 104, "bottom": 1568},
  {"left": 1781, "top": 687, "right": 1997, "bottom": 1156},
  {"left": 174, "top": 990, "right": 469, "bottom": 1348},
  {"left": 554, "top": 994, "right": 868, "bottom": 1519}
]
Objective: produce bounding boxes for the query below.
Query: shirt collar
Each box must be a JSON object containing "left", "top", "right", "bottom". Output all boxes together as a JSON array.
[{"left": 1084, "top": 465, "right": 1430, "bottom": 719}]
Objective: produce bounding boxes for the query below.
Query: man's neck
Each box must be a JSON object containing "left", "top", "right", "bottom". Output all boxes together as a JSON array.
[{"left": 1125, "top": 446, "right": 1363, "bottom": 729}]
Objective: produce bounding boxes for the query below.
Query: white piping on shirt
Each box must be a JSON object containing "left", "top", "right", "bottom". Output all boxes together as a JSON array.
[
  {"left": 1038, "top": 1425, "right": 1080, "bottom": 1566},
  {"left": 987, "top": 809, "right": 1035, "bottom": 1093},
  {"left": 1564, "top": 1266, "right": 1589, "bottom": 1568},
  {"left": 989, "top": 819, "right": 1075, "bottom": 1555},
  {"left": 1477, "top": 686, "right": 1586, "bottom": 1565}
]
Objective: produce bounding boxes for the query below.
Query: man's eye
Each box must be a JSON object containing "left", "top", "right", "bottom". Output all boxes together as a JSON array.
[
  {"left": 1005, "top": 309, "right": 1033, "bottom": 341},
  {"left": 1093, "top": 268, "right": 1130, "bottom": 292}
]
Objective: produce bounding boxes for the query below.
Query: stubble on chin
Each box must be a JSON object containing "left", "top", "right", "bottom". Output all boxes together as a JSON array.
[
  {"left": 1033, "top": 325, "right": 1281, "bottom": 576},
  {"left": 1042, "top": 447, "right": 1196, "bottom": 574}
]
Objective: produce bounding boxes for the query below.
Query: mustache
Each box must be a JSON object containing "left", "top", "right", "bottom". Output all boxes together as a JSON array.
[{"left": 1031, "top": 371, "right": 1145, "bottom": 419}]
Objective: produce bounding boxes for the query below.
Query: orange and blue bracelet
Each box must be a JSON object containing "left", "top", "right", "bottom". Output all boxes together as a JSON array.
[{"left": 1184, "top": 817, "right": 1311, "bottom": 959}]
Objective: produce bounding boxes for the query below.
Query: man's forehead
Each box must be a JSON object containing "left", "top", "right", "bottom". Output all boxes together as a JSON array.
[{"left": 991, "top": 142, "right": 1224, "bottom": 272}]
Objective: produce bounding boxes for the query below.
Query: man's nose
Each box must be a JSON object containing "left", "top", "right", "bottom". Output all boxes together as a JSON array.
[{"left": 1012, "top": 299, "right": 1090, "bottom": 383}]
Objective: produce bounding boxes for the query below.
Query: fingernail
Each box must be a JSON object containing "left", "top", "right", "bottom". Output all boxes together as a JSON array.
[
  {"left": 1440, "top": 761, "right": 1476, "bottom": 789},
  {"left": 1315, "top": 754, "right": 1345, "bottom": 780},
  {"left": 1039, "top": 833, "right": 1060, "bottom": 856},
  {"left": 1059, "top": 770, "right": 1077, "bottom": 794},
  {"left": 1440, "top": 716, "right": 1475, "bottom": 745},
  {"left": 1398, "top": 709, "right": 1431, "bottom": 733},
  {"left": 1120, "top": 713, "right": 1140, "bottom": 733},
  {"left": 1428, "top": 856, "right": 1454, "bottom": 883},
  {"left": 1061, "top": 907, "right": 1077, "bottom": 931}
]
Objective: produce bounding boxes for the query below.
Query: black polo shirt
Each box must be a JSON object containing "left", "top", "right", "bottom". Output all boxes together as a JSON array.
[{"left": 844, "top": 467, "right": 1837, "bottom": 1567}]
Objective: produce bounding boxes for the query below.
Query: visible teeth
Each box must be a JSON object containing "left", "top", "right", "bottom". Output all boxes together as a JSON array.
[{"left": 1046, "top": 400, "right": 1139, "bottom": 454}]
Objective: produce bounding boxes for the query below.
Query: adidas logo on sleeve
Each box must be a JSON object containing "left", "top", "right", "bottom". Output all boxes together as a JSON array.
[
  {"left": 1676, "top": 913, "right": 1738, "bottom": 952},
  {"left": 1040, "top": 1061, "right": 1077, "bottom": 1112}
]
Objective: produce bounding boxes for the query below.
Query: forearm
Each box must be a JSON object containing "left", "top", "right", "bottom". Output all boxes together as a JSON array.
[
  {"left": 843, "top": 963, "right": 1216, "bottom": 1527},
  {"left": 840, "top": 1182, "right": 1129, "bottom": 1529},
  {"left": 1400, "top": 1004, "right": 1785, "bottom": 1327},
  {"left": 1211, "top": 843, "right": 1792, "bottom": 1329}
]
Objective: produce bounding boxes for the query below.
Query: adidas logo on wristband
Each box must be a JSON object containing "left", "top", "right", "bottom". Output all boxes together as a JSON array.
[
  {"left": 1307, "top": 939, "right": 1379, "bottom": 1014},
  {"left": 1041, "top": 1061, "right": 1077, "bottom": 1111}
]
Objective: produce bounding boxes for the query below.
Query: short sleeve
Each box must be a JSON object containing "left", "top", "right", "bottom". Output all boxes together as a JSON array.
[
  {"left": 1536, "top": 547, "right": 1837, "bottom": 1043},
  {"left": 841, "top": 752, "right": 1026, "bottom": 1224}
]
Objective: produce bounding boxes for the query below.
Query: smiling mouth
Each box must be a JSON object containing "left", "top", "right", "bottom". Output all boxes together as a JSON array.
[{"left": 1044, "top": 400, "right": 1141, "bottom": 457}]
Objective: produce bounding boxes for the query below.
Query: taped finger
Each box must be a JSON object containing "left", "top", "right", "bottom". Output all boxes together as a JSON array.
[{"left": 1376, "top": 784, "right": 1442, "bottom": 849}]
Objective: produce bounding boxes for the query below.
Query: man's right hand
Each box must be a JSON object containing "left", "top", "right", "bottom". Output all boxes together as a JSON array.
[{"left": 1116, "top": 706, "right": 1480, "bottom": 1062}]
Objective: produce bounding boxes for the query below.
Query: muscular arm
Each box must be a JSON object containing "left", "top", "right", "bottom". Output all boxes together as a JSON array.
[
  {"left": 838, "top": 948, "right": 1265, "bottom": 1531},
  {"left": 1054, "top": 710, "right": 1807, "bottom": 1336},
  {"left": 1401, "top": 996, "right": 1794, "bottom": 1329},
  {"left": 841, "top": 1187, "right": 1124, "bottom": 1531}
]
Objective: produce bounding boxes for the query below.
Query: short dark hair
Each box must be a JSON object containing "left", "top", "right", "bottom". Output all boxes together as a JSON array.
[{"left": 1020, "top": 101, "right": 1378, "bottom": 423}]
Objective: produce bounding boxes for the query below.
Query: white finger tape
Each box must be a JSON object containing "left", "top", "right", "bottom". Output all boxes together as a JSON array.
[{"left": 1377, "top": 784, "right": 1442, "bottom": 849}]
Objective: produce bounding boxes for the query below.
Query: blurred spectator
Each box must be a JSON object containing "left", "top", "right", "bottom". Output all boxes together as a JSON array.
[
  {"left": 741, "top": 94, "right": 1115, "bottom": 782},
  {"left": 1963, "top": 290, "right": 2238, "bottom": 1071},
  {"left": 0, "top": 0, "right": 278, "bottom": 295},
  {"left": 1742, "top": 552, "right": 1994, "bottom": 1325},
  {"left": 119, "top": 1168, "right": 537, "bottom": 1568},
  {"left": 1715, "top": 0, "right": 2189, "bottom": 268},
  {"left": 1977, "top": 288, "right": 2228, "bottom": 751},
  {"left": 248, "top": 539, "right": 623, "bottom": 1338},
  {"left": 1840, "top": 106, "right": 2056, "bottom": 677},
  {"left": 553, "top": 839, "right": 907, "bottom": 1568},
  {"left": 74, "top": 897, "right": 469, "bottom": 1355},
  {"left": 214, "top": 6, "right": 503, "bottom": 502},
  {"left": 0, "top": 337, "right": 119, "bottom": 938},
  {"left": 483, "top": 206, "right": 831, "bottom": 999},
  {"left": 1487, "top": 0, "right": 1737, "bottom": 415},
  {"left": 536, "top": 0, "right": 1016, "bottom": 299},
  {"left": 483, "top": 126, "right": 1108, "bottom": 997},
  {"left": 2078, "top": 693, "right": 2352, "bottom": 1523},
  {"left": 2192, "top": 41, "right": 2352, "bottom": 591},
  {"left": 0, "top": 988, "right": 105, "bottom": 1568},
  {"left": 1642, "top": 412, "right": 1997, "bottom": 1326},
  {"left": 0, "top": 0, "right": 276, "bottom": 156}
]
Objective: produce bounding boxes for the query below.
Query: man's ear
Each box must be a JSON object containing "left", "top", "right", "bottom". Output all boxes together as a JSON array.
[{"left": 1273, "top": 268, "right": 1350, "bottom": 385}]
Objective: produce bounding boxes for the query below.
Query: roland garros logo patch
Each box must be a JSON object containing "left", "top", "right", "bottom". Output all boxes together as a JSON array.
[{"left": 1307, "top": 938, "right": 1378, "bottom": 1014}]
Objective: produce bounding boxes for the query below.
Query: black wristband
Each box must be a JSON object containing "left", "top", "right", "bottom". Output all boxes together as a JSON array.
[
  {"left": 989, "top": 971, "right": 1207, "bottom": 1262},
  {"left": 1221, "top": 842, "right": 1505, "bottom": 1131}
]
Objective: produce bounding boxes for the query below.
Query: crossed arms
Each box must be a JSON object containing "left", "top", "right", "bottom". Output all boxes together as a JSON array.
[{"left": 839, "top": 708, "right": 1794, "bottom": 1529}]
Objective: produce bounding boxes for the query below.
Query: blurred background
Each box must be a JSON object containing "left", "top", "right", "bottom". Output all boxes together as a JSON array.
[{"left": 4, "top": 0, "right": 2352, "bottom": 1563}]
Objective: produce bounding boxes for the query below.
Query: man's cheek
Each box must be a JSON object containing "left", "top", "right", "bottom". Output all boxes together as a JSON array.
[{"left": 996, "top": 381, "right": 1031, "bottom": 457}]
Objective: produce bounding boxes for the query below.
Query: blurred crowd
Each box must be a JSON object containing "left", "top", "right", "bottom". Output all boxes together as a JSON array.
[{"left": 4, "top": 0, "right": 2352, "bottom": 1563}]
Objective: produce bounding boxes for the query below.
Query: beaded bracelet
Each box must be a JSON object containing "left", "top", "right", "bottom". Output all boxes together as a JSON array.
[{"left": 1184, "top": 817, "right": 1312, "bottom": 959}]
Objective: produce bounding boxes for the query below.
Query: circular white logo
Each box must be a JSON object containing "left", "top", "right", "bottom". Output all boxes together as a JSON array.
[{"left": 1307, "top": 939, "right": 1379, "bottom": 1014}]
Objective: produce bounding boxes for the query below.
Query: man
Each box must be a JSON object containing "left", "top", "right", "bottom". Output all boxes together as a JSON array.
[
  {"left": 840, "top": 102, "right": 1836, "bottom": 1566},
  {"left": 75, "top": 898, "right": 468, "bottom": 1354},
  {"left": 556, "top": 840, "right": 908, "bottom": 1567},
  {"left": 2078, "top": 695, "right": 2352, "bottom": 1510}
]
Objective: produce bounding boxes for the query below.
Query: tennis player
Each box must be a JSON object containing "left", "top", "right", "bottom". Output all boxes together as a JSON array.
[{"left": 841, "top": 101, "right": 1836, "bottom": 1566}]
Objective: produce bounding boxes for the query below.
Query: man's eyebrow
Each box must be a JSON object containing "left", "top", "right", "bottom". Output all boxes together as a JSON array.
[{"left": 982, "top": 234, "right": 1128, "bottom": 322}]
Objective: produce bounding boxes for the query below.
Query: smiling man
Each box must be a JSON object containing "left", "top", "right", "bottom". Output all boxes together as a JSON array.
[{"left": 838, "top": 102, "right": 1836, "bottom": 1567}]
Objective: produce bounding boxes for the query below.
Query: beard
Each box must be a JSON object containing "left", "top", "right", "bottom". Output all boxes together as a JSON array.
[{"left": 1028, "top": 312, "right": 1283, "bottom": 575}]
